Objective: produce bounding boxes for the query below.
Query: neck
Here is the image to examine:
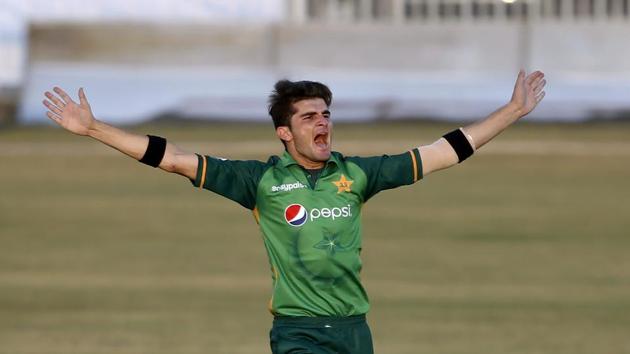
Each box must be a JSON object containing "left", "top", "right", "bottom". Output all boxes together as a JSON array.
[
  {"left": 294, "top": 155, "right": 325, "bottom": 169},
  {"left": 286, "top": 149, "right": 326, "bottom": 169}
]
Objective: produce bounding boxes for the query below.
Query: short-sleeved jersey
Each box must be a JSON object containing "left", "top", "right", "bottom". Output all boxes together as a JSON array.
[{"left": 191, "top": 150, "right": 423, "bottom": 317}]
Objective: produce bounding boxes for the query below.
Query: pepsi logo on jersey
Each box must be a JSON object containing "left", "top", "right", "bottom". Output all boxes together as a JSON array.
[
  {"left": 284, "top": 203, "right": 353, "bottom": 227},
  {"left": 285, "top": 204, "right": 308, "bottom": 226}
]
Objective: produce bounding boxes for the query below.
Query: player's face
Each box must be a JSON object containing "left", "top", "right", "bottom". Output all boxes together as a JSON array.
[{"left": 277, "top": 98, "right": 332, "bottom": 169}]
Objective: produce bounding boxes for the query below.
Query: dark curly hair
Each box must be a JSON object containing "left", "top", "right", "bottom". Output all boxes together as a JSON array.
[{"left": 268, "top": 80, "right": 332, "bottom": 128}]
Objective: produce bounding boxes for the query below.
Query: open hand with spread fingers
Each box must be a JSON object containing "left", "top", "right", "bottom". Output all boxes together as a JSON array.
[
  {"left": 510, "top": 70, "right": 546, "bottom": 118},
  {"left": 43, "top": 87, "right": 96, "bottom": 136}
]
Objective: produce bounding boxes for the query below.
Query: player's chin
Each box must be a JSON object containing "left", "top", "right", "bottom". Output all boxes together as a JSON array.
[{"left": 312, "top": 147, "right": 331, "bottom": 162}]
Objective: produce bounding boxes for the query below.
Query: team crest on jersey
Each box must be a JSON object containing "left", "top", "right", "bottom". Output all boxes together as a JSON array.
[
  {"left": 285, "top": 204, "right": 308, "bottom": 227},
  {"left": 332, "top": 174, "right": 353, "bottom": 193}
]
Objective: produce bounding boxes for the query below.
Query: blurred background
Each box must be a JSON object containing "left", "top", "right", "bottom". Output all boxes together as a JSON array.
[{"left": 1, "top": 1, "right": 629, "bottom": 354}]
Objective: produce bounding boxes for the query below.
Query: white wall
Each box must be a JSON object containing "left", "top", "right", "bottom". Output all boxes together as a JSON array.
[
  {"left": 19, "top": 21, "right": 630, "bottom": 123},
  {"left": 0, "top": 0, "right": 284, "bottom": 86}
]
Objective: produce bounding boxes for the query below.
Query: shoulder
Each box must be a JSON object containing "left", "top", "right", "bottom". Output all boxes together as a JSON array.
[
  {"left": 331, "top": 151, "right": 367, "bottom": 178},
  {"left": 331, "top": 151, "right": 346, "bottom": 162}
]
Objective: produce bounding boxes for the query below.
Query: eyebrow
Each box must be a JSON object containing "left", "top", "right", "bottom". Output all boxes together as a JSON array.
[{"left": 300, "top": 110, "right": 331, "bottom": 117}]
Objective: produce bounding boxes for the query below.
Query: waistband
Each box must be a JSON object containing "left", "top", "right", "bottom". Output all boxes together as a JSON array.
[{"left": 273, "top": 314, "right": 366, "bottom": 328}]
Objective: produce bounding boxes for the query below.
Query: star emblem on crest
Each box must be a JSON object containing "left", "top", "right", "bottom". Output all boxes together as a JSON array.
[
  {"left": 313, "top": 233, "right": 349, "bottom": 256},
  {"left": 332, "top": 174, "right": 353, "bottom": 193}
]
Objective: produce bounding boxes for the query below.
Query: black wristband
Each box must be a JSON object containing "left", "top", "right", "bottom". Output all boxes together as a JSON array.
[
  {"left": 442, "top": 129, "right": 474, "bottom": 163},
  {"left": 139, "top": 135, "right": 167, "bottom": 168}
]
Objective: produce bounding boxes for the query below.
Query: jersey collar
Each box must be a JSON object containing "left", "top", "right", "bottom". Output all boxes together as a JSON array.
[{"left": 280, "top": 150, "right": 340, "bottom": 169}]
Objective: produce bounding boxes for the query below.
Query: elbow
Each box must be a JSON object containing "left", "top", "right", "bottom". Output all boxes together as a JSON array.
[
  {"left": 159, "top": 155, "right": 178, "bottom": 173},
  {"left": 419, "top": 142, "right": 459, "bottom": 177},
  {"left": 423, "top": 159, "right": 456, "bottom": 177}
]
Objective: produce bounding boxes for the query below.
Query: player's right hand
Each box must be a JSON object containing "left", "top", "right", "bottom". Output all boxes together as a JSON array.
[
  {"left": 509, "top": 70, "right": 546, "bottom": 118},
  {"left": 43, "top": 87, "right": 95, "bottom": 136}
]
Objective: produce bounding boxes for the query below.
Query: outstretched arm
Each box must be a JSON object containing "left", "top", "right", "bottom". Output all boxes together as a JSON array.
[
  {"left": 42, "top": 87, "right": 198, "bottom": 179},
  {"left": 419, "top": 70, "right": 546, "bottom": 176}
]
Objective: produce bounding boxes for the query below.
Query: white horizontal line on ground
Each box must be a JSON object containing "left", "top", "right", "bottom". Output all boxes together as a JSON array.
[{"left": 0, "top": 271, "right": 269, "bottom": 291}]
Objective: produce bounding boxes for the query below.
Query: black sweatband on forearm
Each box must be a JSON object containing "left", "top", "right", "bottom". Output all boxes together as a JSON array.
[
  {"left": 139, "top": 135, "right": 167, "bottom": 168},
  {"left": 442, "top": 128, "right": 474, "bottom": 163}
]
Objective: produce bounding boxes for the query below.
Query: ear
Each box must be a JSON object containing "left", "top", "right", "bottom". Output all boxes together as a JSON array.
[{"left": 276, "top": 126, "right": 293, "bottom": 143}]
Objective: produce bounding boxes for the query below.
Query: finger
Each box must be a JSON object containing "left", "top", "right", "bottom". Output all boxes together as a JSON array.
[
  {"left": 535, "top": 91, "right": 546, "bottom": 103},
  {"left": 533, "top": 79, "right": 546, "bottom": 94},
  {"left": 78, "top": 87, "right": 90, "bottom": 107},
  {"left": 46, "top": 111, "right": 62, "bottom": 124},
  {"left": 530, "top": 75, "right": 543, "bottom": 89},
  {"left": 45, "top": 91, "right": 65, "bottom": 108},
  {"left": 527, "top": 70, "right": 544, "bottom": 84},
  {"left": 43, "top": 99, "right": 63, "bottom": 115},
  {"left": 53, "top": 86, "right": 75, "bottom": 105},
  {"left": 513, "top": 69, "right": 525, "bottom": 89},
  {"left": 525, "top": 71, "right": 543, "bottom": 86}
]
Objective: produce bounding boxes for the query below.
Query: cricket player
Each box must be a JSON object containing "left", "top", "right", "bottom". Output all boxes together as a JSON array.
[{"left": 42, "top": 70, "right": 546, "bottom": 354}]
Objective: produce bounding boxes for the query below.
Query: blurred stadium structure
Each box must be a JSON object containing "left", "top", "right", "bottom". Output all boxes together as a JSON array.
[
  {"left": 291, "top": 0, "right": 630, "bottom": 22},
  {"left": 4, "top": 0, "right": 630, "bottom": 124}
]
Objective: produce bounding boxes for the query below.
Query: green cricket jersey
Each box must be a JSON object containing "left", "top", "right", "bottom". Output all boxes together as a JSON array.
[{"left": 190, "top": 149, "right": 423, "bottom": 317}]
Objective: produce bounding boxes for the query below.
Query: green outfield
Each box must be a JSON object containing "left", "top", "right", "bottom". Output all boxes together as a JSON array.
[{"left": 1, "top": 122, "right": 629, "bottom": 354}]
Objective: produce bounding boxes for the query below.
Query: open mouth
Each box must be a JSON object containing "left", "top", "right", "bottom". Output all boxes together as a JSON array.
[{"left": 314, "top": 132, "right": 329, "bottom": 149}]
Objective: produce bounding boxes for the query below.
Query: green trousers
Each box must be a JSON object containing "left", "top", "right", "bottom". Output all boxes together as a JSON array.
[{"left": 270, "top": 315, "right": 374, "bottom": 354}]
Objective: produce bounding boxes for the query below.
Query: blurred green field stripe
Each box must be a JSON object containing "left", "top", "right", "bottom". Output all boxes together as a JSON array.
[{"left": 1, "top": 140, "right": 629, "bottom": 156}]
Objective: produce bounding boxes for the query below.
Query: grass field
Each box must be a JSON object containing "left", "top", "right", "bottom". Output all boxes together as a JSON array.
[{"left": 1, "top": 121, "right": 630, "bottom": 354}]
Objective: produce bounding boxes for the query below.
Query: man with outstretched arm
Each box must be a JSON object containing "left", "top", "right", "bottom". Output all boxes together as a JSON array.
[{"left": 42, "top": 70, "right": 546, "bottom": 354}]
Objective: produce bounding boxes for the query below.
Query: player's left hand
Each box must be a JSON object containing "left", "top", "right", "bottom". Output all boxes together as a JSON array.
[{"left": 509, "top": 70, "right": 546, "bottom": 118}]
